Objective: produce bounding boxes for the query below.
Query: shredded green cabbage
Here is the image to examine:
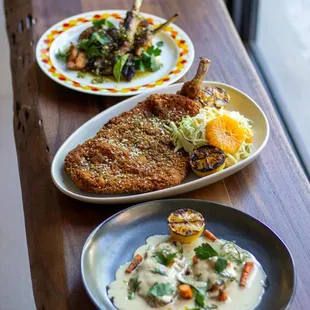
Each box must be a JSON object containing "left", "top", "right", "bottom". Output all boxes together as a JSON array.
[{"left": 167, "top": 107, "right": 253, "bottom": 167}]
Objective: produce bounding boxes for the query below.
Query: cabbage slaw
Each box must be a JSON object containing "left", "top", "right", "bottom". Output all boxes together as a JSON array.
[{"left": 167, "top": 107, "right": 253, "bottom": 167}]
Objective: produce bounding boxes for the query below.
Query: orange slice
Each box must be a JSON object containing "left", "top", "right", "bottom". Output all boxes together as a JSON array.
[{"left": 206, "top": 115, "right": 246, "bottom": 155}]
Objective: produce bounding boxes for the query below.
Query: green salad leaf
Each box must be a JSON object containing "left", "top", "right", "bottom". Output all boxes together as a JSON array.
[
  {"left": 93, "top": 18, "right": 115, "bottom": 28},
  {"left": 149, "top": 283, "right": 174, "bottom": 297},
  {"left": 113, "top": 54, "right": 129, "bottom": 82}
]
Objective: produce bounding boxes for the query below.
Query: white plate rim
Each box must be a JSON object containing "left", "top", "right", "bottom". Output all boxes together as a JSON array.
[
  {"left": 35, "top": 10, "right": 195, "bottom": 96},
  {"left": 51, "top": 81, "right": 270, "bottom": 204}
]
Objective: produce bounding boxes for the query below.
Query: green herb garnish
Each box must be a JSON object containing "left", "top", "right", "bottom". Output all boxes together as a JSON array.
[
  {"left": 220, "top": 241, "right": 251, "bottom": 264},
  {"left": 194, "top": 243, "right": 218, "bottom": 259},
  {"left": 147, "top": 45, "right": 162, "bottom": 57},
  {"left": 92, "top": 18, "right": 115, "bottom": 28},
  {"left": 214, "top": 257, "right": 228, "bottom": 273},
  {"left": 156, "top": 41, "right": 164, "bottom": 47},
  {"left": 127, "top": 277, "right": 141, "bottom": 300},
  {"left": 113, "top": 54, "right": 129, "bottom": 82},
  {"left": 150, "top": 268, "right": 167, "bottom": 276},
  {"left": 92, "top": 32, "right": 110, "bottom": 45},
  {"left": 56, "top": 47, "right": 69, "bottom": 62},
  {"left": 153, "top": 250, "right": 177, "bottom": 266},
  {"left": 194, "top": 288, "right": 205, "bottom": 308},
  {"left": 77, "top": 39, "right": 102, "bottom": 59},
  {"left": 149, "top": 282, "right": 174, "bottom": 297},
  {"left": 77, "top": 71, "right": 86, "bottom": 78}
]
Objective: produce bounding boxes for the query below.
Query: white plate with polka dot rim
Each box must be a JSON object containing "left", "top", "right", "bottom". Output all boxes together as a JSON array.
[
  {"left": 36, "top": 10, "right": 194, "bottom": 96},
  {"left": 51, "top": 81, "right": 269, "bottom": 204}
]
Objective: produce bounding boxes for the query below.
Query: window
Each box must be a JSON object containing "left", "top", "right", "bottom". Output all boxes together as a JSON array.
[{"left": 227, "top": 0, "right": 310, "bottom": 176}]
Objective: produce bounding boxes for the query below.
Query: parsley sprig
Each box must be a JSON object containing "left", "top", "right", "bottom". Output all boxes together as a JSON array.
[{"left": 134, "top": 42, "right": 164, "bottom": 72}]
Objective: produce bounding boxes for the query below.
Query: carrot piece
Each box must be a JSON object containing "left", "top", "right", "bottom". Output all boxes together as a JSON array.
[
  {"left": 218, "top": 289, "right": 228, "bottom": 301},
  {"left": 178, "top": 284, "right": 193, "bottom": 299},
  {"left": 240, "top": 261, "right": 254, "bottom": 287},
  {"left": 204, "top": 229, "right": 217, "bottom": 242},
  {"left": 125, "top": 254, "right": 143, "bottom": 273},
  {"left": 192, "top": 255, "right": 199, "bottom": 264}
]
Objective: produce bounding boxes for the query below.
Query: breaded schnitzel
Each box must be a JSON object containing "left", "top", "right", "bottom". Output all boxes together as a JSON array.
[{"left": 64, "top": 58, "right": 210, "bottom": 193}]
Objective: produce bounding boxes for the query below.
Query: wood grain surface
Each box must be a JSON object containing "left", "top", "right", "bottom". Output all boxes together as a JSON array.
[{"left": 4, "top": 0, "right": 310, "bottom": 309}]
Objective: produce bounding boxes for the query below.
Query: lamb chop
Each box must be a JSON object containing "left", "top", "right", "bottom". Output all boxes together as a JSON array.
[
  {"left": 64, "top": 58, "right": 210, "bottom": 193},
  {"left": 133, "top": 13, "right": 179, "bottom": 57},
  {"left": 119, "top": 0, "right": 143, "bottom": 55}
]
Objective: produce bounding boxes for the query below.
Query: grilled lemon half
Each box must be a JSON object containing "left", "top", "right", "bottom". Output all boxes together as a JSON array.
[
  {"left": 190, "top": 145, "right": 226, "bottom": 177},
  {"left": 168, "top": 208, "right": 205, "bottom": 244}
]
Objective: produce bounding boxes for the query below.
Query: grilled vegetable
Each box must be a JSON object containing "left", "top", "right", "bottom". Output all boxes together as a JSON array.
[
  {"left": 178, "top": 284, "right": 193, "bottom": 299},
  {"left": 200, "top": 86, "right": 230, "bottom": 108},
  {"left": 126, "top": 254, "right": 143, "bottom": 273},
  {"left": 190, "top": 145, "right": 226, "bottom": 177},
  {"left": 168, "top": 208, "right": 205, "bottom": 244}
]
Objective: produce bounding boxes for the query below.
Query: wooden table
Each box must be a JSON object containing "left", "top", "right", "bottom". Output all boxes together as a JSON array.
[{"left": 4, "top": 0, "right": 310, "bottom": 309}]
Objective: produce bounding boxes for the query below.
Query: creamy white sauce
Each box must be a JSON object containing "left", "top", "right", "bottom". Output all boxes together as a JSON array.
[{"left": 108, "top": 235, "right": 266, "bottom": 310}]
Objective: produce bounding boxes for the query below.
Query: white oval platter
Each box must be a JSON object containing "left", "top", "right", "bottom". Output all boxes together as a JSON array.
[{"left": 51, "top": 81, "right": 270, "bottom": 204}]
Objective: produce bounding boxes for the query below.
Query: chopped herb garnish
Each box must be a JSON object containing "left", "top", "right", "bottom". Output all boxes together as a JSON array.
[
  {"left": 220, "top": 241, "right": 251, "bottom": 264},
  {"left": 127, "top": 277, "right": 141, "bottom": 300},
  {"left": 153, "top": 250, "right": 177, "bottom": 266},
  {"left": 150, "top": 268, "right": 167, "bottom": 276},
  {"left": 194, "top": 243, "right": 218, "bottom": 259},
  {"left": 149, "top": 282, "right": 174, "bottom": 297},
  {"left": 77, "top": 71, "right": 86, "bottom": 78},
  {"left": 156, "top": 41, "right": 164, "bottom": 47},
  {"left": 113, "top": 54, "right": 129, "bottom": 82},
  {"left": 92, "top": 18, "right": 115, "bottom": 28},
  {"left": 214, "top": 257, "right": 228, "bottom": 273},
  {"left": 56, "top": 47, "right": 69, "bottom": 62}
]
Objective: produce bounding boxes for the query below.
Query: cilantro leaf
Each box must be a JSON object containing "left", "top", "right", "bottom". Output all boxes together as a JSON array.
[
  {"left": 149, "top": 283, "right": 174, "bottom": 297},
  {"left": 134, "top": 57, "right": 146, "bottom": 71},
  {"left": 147, "top": 45, "right": 162, "bottom": 57},
  {"left": 128, "top": 277, "right": 141, "bottom": 300},
  {"left": 93, "top": 18, "right": 115, "bottom": 28},
  {"left": 194, "top": 243, "right": 218, "bottom": 259},
  {"left": 113, "top": 54, "right": 129, "bottom": 82},
  {"left": 156, "top": 41, "right": 164, "bottom": 47},
  {"left": 153, "top": 250, "right": 177, "bottom": 266},
  {"left": 215, "top": 257, "right": 228, "bottom": 273}
]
